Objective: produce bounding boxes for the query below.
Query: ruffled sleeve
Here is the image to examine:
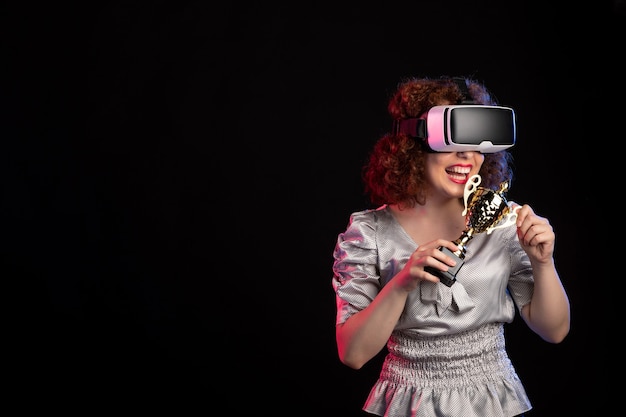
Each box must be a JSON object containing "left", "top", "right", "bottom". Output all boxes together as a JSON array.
[
  {"left": 332, "top": 208, "right": 383, "bottom": 325},
  {"left": 503, "top": 201, "right": 535, "bottom": 312},
  {"left": 506, "top": 235, "right": 534, "bottom": 311}
]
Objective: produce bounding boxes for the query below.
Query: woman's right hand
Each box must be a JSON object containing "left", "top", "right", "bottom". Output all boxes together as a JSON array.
[{"left": 394, "top": 239, "right": 461, "bottom": 292}]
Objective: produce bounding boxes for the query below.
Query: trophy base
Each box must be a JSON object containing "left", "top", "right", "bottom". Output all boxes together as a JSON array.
[{"left": 424, "top": 246, "right": 465, "bottom": 287}]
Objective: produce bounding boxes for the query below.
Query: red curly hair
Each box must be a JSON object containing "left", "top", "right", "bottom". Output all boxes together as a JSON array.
[{"left": 363, "top": 76, "right": 514, "bottom": 207}]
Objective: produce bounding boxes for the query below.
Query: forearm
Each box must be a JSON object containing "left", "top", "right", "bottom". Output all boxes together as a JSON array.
[
  {"left": 523, "top": 260, "right": 570, "bottom": 343},
  {"left": 336, "top": 280, "right": 409, "bottom": 369}
]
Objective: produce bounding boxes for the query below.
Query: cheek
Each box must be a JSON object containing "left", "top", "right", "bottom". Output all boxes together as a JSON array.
[{"left": 471, "top": 155, "right": 485, "bottom": 175}]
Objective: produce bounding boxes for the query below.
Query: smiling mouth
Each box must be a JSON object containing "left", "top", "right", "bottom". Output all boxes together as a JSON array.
[{"left": 446, "top": 166, "right": 471, "bottom": 182}]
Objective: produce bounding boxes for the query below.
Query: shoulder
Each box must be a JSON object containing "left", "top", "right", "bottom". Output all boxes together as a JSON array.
[
  {"left": 337, "top": 205, "right": 391, "bottom": 247},
  {"left": 346, "top": 205, "right": 391, "bottom": 229}
]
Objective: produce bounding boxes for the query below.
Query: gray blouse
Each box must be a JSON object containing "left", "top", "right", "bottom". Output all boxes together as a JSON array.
[{"left": 332, "top": 204, "right": 534, "bottom": 334}]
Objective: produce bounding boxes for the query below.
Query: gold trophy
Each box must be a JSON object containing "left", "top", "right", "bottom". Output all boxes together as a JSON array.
[{"left": 425, "top": 174, "right": 520, "bottom": 286}]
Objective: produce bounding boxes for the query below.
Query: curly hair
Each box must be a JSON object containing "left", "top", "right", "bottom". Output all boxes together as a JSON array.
[{"left": 363, "top": 76, "right": 514, "bottom": 207}]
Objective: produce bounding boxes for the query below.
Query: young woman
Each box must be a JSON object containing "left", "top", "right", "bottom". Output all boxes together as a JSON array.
[{"left": 331, "top": 76, "right": 570, "bottom": 417}]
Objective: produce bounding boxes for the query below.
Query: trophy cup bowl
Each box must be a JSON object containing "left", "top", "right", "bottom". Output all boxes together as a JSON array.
[{"left": 425, "top": 174, "right": 520, "bottom": 286}]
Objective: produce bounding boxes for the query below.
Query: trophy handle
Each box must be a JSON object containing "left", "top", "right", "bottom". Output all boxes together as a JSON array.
[
  {"left": 462, "top": 174, "right": 481, "bottom": 216},
  {"left": 485, "top": 205, "right": 521, "bottom": 234}
]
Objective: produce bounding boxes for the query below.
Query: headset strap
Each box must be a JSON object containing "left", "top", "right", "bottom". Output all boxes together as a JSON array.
[
  {"left": 453, "top": 77, "right": 476, "bottom": 104},
  {"left": 394, "top": 118, "right": 426, "bottom": 138}
]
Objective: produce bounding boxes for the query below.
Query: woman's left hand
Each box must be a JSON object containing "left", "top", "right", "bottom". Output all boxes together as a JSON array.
[{"left": 514, "top": 203, "right": 555, "bottom": 264}]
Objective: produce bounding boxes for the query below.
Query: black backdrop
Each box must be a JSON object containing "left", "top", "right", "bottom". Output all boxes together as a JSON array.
[{"left": 4, "top": 1, "right": 619, "bottom": 415}]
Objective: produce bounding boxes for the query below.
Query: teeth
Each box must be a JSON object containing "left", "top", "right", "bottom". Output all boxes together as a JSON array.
[{"left": 447, "top": 166, "right": 471, "bottom": 174}]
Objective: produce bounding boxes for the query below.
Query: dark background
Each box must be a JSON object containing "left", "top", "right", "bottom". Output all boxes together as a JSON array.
[{"left": 3, "top": 1, "right": 619, "bottom": 415}]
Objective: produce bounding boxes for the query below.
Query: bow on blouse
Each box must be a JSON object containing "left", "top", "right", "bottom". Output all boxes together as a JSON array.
[{"left": 420, "top": 280, "right": 475, "bottom": 316}]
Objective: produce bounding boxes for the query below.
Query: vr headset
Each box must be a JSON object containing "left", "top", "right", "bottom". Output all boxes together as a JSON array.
[
  {"left": 393, "top": 79, "right": 516, "bottom": 153},
  {"left": 395, "top": 105, "right": 516, "bottom": 153}
]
